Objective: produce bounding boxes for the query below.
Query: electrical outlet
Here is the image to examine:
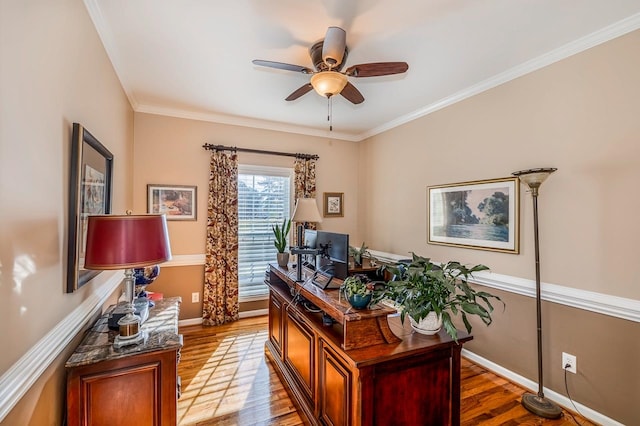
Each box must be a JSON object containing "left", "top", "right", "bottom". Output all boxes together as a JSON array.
[
  {"left": 192, "top": 292, "right": 200, "bottom": 303},
  {"left": 562, "top": 352, "right": 577, "bottom": 374}
]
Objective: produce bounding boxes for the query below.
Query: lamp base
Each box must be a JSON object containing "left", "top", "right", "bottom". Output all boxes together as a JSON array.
[
  {"left": 521, "top": 393, "right": 563, "bottom": 419},
  {"left": 113, "top": 331, "right": 147, "bottom": 349}
]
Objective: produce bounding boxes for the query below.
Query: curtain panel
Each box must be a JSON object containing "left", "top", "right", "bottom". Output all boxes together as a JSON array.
[{"left": 203, "top": 151, "right": 239, "bottom": 326}]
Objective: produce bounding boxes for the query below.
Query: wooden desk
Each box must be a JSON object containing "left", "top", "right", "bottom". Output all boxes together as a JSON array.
[
  {"left": 66, "top": 297, "right": 182, "bottom": 426},
  {"left": 265, "top": 264, "right": 472, "bottom": 426}
]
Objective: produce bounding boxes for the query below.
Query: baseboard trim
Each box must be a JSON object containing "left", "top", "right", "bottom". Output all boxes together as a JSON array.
[
  {"left": 178, "top": 309, "right": 269, "bottom": 328},
  {"left": 239, "top": 309, "right": 268, "bottom": 319},
  {"left": 178, "top": 317, "right": 203, "bottom": 327},
  {"left": 461, "top": 349, "right": 624, "bottom": 426},
  {"left": 0, "top": 273, "right": 122, "bottom": 422}
]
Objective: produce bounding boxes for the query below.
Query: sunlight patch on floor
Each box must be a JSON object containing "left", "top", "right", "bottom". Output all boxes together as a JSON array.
[{"left": 177, "top": 330, "right": 271, "bottom": 425}]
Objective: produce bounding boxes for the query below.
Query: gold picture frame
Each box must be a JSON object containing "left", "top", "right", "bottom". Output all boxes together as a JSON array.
[
  {"left": 323, "top": 192, "right": 344, "bottom": 217},
  {"left": 147, "top": 184, "right": 197, "bottom": 220},
  {"left": 427, "top": 177, "right": 519, "bottom": 253}
]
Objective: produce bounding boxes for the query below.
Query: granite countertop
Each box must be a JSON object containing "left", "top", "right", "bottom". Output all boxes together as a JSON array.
[{"left": 65, "top": 297, "right": 182, "bottom": 368}]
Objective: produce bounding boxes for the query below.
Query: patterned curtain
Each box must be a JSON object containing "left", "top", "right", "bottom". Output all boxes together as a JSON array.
[
  {"left": 293, "top": 157, "right": 317, "bottom": 245},
  {"left": 203, "top": 151, "right": 239, "bottom": 326}
]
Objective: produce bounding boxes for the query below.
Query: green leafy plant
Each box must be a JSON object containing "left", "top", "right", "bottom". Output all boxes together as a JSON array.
[
  {"left": 377, "top": 253, "right": 504, "bottom": 342},
  {"left": 271, "top": 219, "right": 291, "bottom": 253},
  {"left": 348, "top": 242, "right": 372, "bottom": 266},
  {"left": 340, "top": 274, "right": 374, "bottom": 297}
]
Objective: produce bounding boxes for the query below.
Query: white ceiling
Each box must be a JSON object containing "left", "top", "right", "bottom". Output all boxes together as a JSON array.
[{"left": 85, "top": 0, "right": 640, "bottom": 141}]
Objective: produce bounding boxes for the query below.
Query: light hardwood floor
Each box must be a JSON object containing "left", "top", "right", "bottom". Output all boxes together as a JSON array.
[{"left": 177, "top": 316, "right": 594, "bottom": 426}]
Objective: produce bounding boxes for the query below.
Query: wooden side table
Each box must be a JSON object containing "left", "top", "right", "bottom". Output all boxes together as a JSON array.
[{"left": 66, "top": 297, "right": 182, "bottom": 426}]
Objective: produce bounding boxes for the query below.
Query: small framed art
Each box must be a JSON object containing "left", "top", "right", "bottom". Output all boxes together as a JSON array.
[
  {"left": 147, "top": 184, "right": 197, "bottom": 220},
  {"left": 323, "top": 192, "right": 344, "bottom": 217}
]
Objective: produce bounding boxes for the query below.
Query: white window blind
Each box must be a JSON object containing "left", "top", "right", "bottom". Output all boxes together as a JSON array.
[{"left": 238, "top": 165, "right": 292, "bottom": 301}]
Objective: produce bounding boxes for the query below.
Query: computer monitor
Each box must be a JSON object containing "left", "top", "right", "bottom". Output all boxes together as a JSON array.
[
  {"left": 301, "top": 229, "right": 317, "bottom": 269},
  {"left": 315, "top": 231, "right": 349, "bottom": 280}
]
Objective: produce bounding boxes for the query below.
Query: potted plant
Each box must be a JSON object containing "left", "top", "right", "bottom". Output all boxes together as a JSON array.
[
  {"left": 340, "top": 274, "right": 376, "bottom": 309},
  {"left": 377, "top": 253, "right": 504, "bottom": 342},
  {"left": 272, "top": 219, "right": 291, "bottom": 267},
  {"left": 348, "top": 242, "right": 372, "bottom": 267}
]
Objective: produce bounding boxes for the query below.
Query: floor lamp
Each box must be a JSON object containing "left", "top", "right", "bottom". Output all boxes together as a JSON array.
[{"left": 512, "top": 167, "right": 562, "bottom": 419}]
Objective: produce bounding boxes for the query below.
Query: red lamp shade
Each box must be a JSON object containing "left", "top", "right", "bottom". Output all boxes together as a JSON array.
[{"left": 84, "top": 214, "right": 172, "bottom": 270}]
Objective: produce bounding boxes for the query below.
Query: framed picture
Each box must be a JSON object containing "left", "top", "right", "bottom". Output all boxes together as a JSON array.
[
  {"left": 67, "top": 123, "right": 113, "bottom": 292},
  {"left": 323, "top": 192, "right": 344, "bottom": 217},
  {"left": 427, "top": 177, "right": 519, "bottom": 253},
  {"left": 147, "top": 184, "right": 197, "bottom": 220}
]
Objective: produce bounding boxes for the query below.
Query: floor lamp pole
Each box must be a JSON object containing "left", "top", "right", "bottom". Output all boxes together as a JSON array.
[{"left": 513, "top": 168, "right": 562, "bottom": 419}]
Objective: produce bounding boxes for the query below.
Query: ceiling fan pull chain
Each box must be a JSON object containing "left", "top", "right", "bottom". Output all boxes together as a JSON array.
[{"left": 328, "top": 96, "right": 333, "bottom": 131}]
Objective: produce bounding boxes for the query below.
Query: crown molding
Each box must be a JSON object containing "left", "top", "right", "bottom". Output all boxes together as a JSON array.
[
  {"left": 85, "top": 0, "right": 640, "bottom": 143},
  {"left": 358, "top": 12, "right": 640, "bottom": 140}
]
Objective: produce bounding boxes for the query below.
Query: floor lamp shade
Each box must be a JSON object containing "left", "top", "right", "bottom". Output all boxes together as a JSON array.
[{"left": 84, "top": 214, "right": 172, "bottom": 348}]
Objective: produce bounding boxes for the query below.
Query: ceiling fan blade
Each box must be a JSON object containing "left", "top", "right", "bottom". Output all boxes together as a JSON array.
[
  {"left": 322, "top": 27, "right": 346, "bottom": 68},
  {"left": 285, "top": 83, "right": 314, "bottom": 101},
  {"left": 252, "top": 60, "right": 313, "bottom": 74},
  {"left": 345, "top": 62, "right": 409, "bottom": 77},
  {"left": 340, "top": 82, "right": 364, "bottom": 104}
]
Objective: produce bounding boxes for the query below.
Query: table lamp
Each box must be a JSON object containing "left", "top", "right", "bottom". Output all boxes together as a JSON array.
[
  {"left": 290, "top": 198, "right": 322, "bottom": 282},
  {"left": 84, "top": 213, "right": 172, "bottom": 348}
]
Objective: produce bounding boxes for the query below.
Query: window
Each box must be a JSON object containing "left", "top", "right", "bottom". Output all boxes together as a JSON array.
[{"left": 238, "top": 165, "right": 292, "bottom": 301}]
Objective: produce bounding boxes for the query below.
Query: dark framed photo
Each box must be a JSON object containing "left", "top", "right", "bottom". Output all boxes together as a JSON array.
[
  {"left": 67, "top": 123, "right": 113, "bottom": 292},
  {"left": 323, "top": 192, "right": 344, "bottom": 217},
  {"left": 427, "top": 177, "right": 519, "bottom": 253},
  {"left": 147, "top": 184, "right": 197, "bottom": 220}
]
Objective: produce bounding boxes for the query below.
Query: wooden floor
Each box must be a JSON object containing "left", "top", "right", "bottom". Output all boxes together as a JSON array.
[{"left": 177, "top": 316, "right": 594, "bottom": 426}]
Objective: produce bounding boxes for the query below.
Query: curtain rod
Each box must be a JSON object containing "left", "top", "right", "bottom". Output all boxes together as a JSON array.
[{"left": 202, "top": 143, "right": 319, "bottom": 160}]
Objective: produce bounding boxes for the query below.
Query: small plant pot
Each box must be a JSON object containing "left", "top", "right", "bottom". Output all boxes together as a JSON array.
[
  {"left": 409, "top": 312, "right": 443, "bottom": 335},
  {"left": 276, "top": 252, "right": 289, "bottom": 267},
  {"left": 347, "top": 293, "right": 372, "bottom": 309}
]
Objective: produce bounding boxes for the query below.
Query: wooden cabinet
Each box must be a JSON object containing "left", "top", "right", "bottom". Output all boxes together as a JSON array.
[
  {"left": 268, "top": 292, "right": 284, "bottom": 357},
  {"left": 284, "top": 307, "right": 316, "bottom": 405},
  {"left": 318, "top": 340, "right": 352, "bottom": 426},
  {"left": 66, "top": 297, "right": 182, "bottom": 426},
  {"left": 265, "top": 264, "right": 471, "bottom": 426}
]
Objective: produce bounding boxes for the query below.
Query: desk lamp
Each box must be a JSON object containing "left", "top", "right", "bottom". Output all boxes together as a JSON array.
[
  {"left": 84, "top": 213, "right": 172, "bottom": 348},
  {"left": 290, "top": 198, "right": 322, "bottom": 282},
  {"left": 512, "top": 167, "right": 562, "bottom": 419}
]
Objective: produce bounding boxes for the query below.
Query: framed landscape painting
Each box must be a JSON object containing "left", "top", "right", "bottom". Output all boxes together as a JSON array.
[
  {"left": 427, "top": 177, "right": 519, "bottom": 253},
  {"left": 147, "top": 184, "right": 197, "bottom": 220}
]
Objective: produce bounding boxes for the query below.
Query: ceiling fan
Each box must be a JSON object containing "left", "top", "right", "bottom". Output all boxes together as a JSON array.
[{"left": 252, "top": 27, "right": 409, "bottom": 105}]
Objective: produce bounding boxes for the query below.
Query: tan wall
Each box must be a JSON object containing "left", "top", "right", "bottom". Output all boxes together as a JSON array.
[
  {"left": 0, "top": 0, "right": 133, "bottom": 424},
  {"left": 359, "top": 30, "right": 640, "bottom": 424},
  {"left": 132, "top": 113, "right": 363, "bottom": 317}
]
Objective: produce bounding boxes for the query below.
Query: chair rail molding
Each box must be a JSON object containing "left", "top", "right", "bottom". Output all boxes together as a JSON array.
[
  {"left": 368, "top": 250, "right": 640, "bottom": 323},
  {"left": 0, "top": 272, "right": 123, "bottom": 422}
]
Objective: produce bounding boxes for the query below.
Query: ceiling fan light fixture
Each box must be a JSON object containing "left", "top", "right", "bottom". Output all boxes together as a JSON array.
[{"left": 310, "top": 71, "right": 348, "bottom": 97}]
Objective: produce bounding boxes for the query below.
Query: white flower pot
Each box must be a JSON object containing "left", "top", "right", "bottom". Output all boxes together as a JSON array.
[{"left": 409, "top": 312, "right": 443, "bottom": 335}]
